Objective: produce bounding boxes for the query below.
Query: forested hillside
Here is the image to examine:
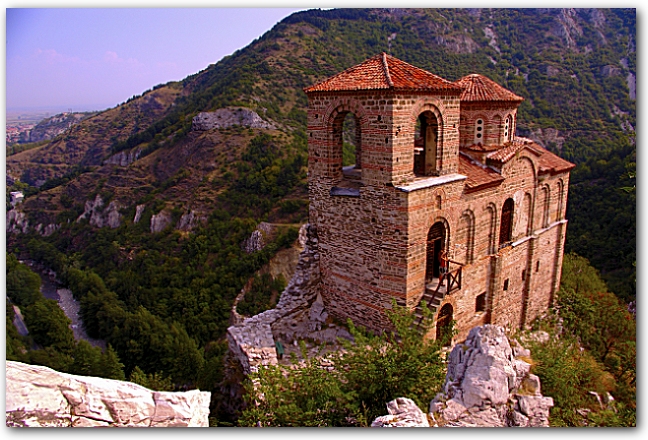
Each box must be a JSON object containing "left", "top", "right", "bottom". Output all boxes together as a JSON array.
[{"left": 6, "top": 8, "right": 635, "bottom": 424}]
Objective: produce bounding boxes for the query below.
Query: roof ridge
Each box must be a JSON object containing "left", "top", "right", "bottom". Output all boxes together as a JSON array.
[{"left": 382, "top": 52, "right": 394, "bottom": 88}]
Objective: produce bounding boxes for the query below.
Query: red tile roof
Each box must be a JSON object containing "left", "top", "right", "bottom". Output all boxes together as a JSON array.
[
  {"left": 485, "top": 137, "right": 575, "bottom": 175},
  {"left": 485, "top": 138, "right": 533, "bottom": 163},
  {"left": 454, "top": 74, "right": 524, "bottom": 103},
  {"left": 304, "top": 53, "right": 461, "bottom": 93},
  {"left": 535, "top": 144, "right": 576, "bottom": 176},
  {"left": 459, "top": 153, "right": 504, "bottom": 192}
]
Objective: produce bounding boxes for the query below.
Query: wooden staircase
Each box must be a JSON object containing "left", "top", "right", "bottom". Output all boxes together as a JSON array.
[{"left": 413, "top": 266, "right": 462, "bottom": 328}]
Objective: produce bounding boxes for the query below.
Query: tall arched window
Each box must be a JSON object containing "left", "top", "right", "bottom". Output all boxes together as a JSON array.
[
  {"left": 333, "top": 110, "right": 362, "bottom": 181},
  {"left": 342, "top": 112, "right": 360, "bottom": 168},
  {"left": 504, "top": 115, "right": 513, "bottom": 142},
  {"left": 457, "top": 211, "right": 475, "bottom": 264},
  {"left": 414, "top": 111, "right": 439, "bottom": 176},
  {"left": 541, "top": 186, "right": 550, "bottom": 228},
  {"left": 556, "top": 180, "right": 564, "bottom": 222},
  {"left": 499, "top": 198, "right": 514, "bottom": 247}
]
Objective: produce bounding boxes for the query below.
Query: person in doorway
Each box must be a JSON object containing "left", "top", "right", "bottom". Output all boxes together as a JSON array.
[
  {"left": 439, "top": 250, "right": 449, "bottom": 286},
  {"left": 439, "top": 250, "right": 461, "bottom": 290}
]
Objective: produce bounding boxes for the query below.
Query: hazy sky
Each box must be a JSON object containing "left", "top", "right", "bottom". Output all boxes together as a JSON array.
[
  {"left": 5, "top": 1, "right": 634, "bottom": 112},
  {"left": 6, "top": 7, "right": 305, "bottom": 111}
]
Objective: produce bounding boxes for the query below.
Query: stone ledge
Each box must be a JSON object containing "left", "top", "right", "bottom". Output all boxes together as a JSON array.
[
  {"left": 330, "top": 187, "right": 361, "bottom": 197},
  {"left": 394, "top": 173, "right": 467, "bottom": 193}
]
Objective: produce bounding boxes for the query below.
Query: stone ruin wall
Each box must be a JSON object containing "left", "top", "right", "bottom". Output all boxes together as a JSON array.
[{"left": 227, "top": 224, "right": 351, "bottom": 375}]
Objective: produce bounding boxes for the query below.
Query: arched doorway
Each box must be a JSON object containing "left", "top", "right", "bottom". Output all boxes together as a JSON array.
[
  {"left": 414, "top": 111, "right": 439, "bottom": 176},
  {"left": 426, "top": 222, "right": 446, "bottom": 282},
  {"left": 436, "top": 303, "right": 453, "bottom": 345}
]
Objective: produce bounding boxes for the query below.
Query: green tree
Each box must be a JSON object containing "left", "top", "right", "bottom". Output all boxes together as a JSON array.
[
  {"left": 99, "top": 344, "right": 126, "bottom": 381},
  {"left": 23, "top": 299, "right": 76, "bottom": 353},
  {"left": 240, "top": 303, "right": 446, "bottom": 427},
  {"left": 128, "top": 366, "right": 175, "bottom": 391},
  {"left": 6, "top": 253, "right": 42, "bottom": 307},
  {"left": 70, "top": 340, "right": 102, "bottom": 377}
]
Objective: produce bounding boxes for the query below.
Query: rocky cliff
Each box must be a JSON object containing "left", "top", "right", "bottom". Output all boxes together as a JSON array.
[
  {"left": 192, "top": 107, "right": 276, "bottom": 131},
  {"left": 372, "top": 325, "right": 553, "bottom": 427},
  {"left": 6, "top": 361, "right": 211, "bottom": 427}
]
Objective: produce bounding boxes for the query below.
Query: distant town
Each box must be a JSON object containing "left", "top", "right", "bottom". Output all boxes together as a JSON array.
[
  {"left": 6, "top": 107, "right": 104, "bottom": 145},
  {"left": 5, "top": 110, "right": 54, "bottom": 144}
]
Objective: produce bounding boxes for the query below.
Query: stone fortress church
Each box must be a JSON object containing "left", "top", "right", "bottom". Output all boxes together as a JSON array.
[{"left": 304, "top": 53, "right": 574, "bottom": 342}]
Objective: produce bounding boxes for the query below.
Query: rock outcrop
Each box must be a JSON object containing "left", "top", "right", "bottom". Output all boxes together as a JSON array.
[
  {"left": 177, "top": 210, "right": 207, "bottom": 232},
  {"left": 372, "top": 325, "right": 553, "bottom": 428},
  {"left": 241, "top": 222, "right": 274, "bottom": 253},
  {"left": 76, "top": 194, "right": 122, "bottom": 229},
  {"left": 6, "top": 361, "right": 210, "bottom": 427},
  {"left": 7, "top": 209, "right": 29, "bottom": 234},
  {"left": 104, "top": 149, "right": 142, "bottom": 167},
  {"left": 371, "top": 398, "right": 430, "bottom": 427},
  {"left": 192, "top": 107, "right": 276, "bottom": 131},
  {"left": 133, "top": 204, "right": 146, "bottom": 224},
  {"left": 150, "top": 209, "right": 173, "bottom": 233},
  {"left": 431, "top": 325, "right": 553, "bottom": 427}
]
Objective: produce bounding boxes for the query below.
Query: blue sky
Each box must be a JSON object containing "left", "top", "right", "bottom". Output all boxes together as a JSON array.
[
  {"left": 5, "top": 6, "right": 306, "bottom": 111},
  {"left": 4, "top": 1, "right": 636, "bottom": 113}
]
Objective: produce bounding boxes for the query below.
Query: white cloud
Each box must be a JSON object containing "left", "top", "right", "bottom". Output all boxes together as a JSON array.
[
  {"left": 103, "top": 51, "right": 144, "bottom": 69},
  {"left": 33, "top": 48, "right": 81, "bottom": 64}
]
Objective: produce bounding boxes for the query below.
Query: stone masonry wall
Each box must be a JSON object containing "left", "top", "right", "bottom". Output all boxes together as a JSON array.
[{"left": 307, "top": 85, "right": 571, "bottom": 343}]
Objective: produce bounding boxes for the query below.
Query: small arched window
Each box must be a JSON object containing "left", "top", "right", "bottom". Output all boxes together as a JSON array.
[
  {"left": 474, "top": 118, "right": 484, "bottom": 145},
  {"left": 504, "top": 115, "right": 513, "bottom": 142}
]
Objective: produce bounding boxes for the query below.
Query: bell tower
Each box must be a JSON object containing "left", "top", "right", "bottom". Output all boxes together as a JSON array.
[{"left": 304, "top": 53, "right": 463, "bottom": 330}]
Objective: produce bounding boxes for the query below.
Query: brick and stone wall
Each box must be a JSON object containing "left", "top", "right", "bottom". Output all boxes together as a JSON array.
[{"left": 305, "top": 61, "right": 572, "bottom": 342}]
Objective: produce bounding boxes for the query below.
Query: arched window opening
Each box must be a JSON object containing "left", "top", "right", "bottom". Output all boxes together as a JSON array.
[
  {"left": 556, "top": 181, "right": 564, "bottom": 222},
  {"left": 436, "top": 303, "right": 454, "bottom": 346},
  {"left": 474, "top": 118, "right": 484, "bottom": 145},
  {"left": 486, "top": 204, "right": 497, "bottom": 255},
  {"left": 499, "top": 198, "right": 514, "bottom": 247},
  {"left": 504, "top": 115, "right": 512, "bottom": 142},
  {"left": 342, "top": 112, "right": 360, "bottom": 168},
  {"left": 334, "top": 111, "right": 362, "bottom": 182},
  {"left": 426, "top": 222, "right": 446, "bottom": 282},
  {"left": 457, "top": 212, "right": 474, "bottom": 265},
  {"left": 521, "top": 193, "right": 532, "bottom": 236},
  {"left": 414, "top": 111, "right": 439, "bottom": 176},
  {"left": 541, "top": 186, "right": 550, "bottom": 228}
]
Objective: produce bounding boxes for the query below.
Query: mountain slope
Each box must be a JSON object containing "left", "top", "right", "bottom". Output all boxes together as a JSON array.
[{"left": 5, "top": 9, "right": 636, "bottom": 416}]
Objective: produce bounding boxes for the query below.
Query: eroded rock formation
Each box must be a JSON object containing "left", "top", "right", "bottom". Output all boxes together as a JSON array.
[
  {"left": 76, "top": 194, "right": 122, "bottom": 229},
  {"left": 6, "top": 361, "right": 210, "bottom": 428},
  {"left": 192, "top": 108, "right": 276, "bottom": 131},
  {"left": 372, "top": 325, "right": 553, "bottom": 428}
]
